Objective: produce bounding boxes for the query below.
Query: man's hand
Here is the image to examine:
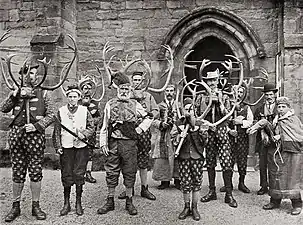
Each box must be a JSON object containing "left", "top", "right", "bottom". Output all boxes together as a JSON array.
[
  {"left": 229, "top": 129, "right": 238, "bottom": 137},
  {"left": 135, "top": 127, "right": 143, "bottom": 135},
  {"left": 273, "top": 135, "right": 281, "bottom": 142},
  {"left": 77, "top": 131, "right": 85, "bottom": 140},
  {"left": 24, "top": 123, "right": 36, "bottom": 133},
  {"left": 101, "top": 145, "right": 109, "bottom": 156},
  {"left": 57, "top": 149, "right": 63, "bottom": 155},
  {"left": 234, "top": 116, "right": 244, "bottom": 125}
]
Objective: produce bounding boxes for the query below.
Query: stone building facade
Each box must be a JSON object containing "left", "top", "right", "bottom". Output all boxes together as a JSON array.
[{"left": 0, "top": 0, "right": 303, "bottom": 168}]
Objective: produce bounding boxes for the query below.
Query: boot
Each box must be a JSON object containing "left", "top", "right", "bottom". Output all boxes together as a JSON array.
[
  {"left": 32, "top": 201, "right": 46, "bottom": 220},
  {"left": 60, "top": 187, "right": 71, "bottom": 216},
  {"left": 85, "top": 171, "right": 97, "bottom": 183},
  {"left": 141, "top": 185, "right": 156, "bottom": 200},
  {"left": 97, "top": 196, "right": 115, "bottom": 214},
  {"left": 238, "top": 175, "right": 250, "bottom": 193},
  {"left": 5, "top": 202, "right": 21, "bottom": 222},
  {"left": 174, "top": 179, "right": 181, "bottom": 190},
  {"left": 257, "top": 186, "right": 268, "bottom": 195},
  {"left": 157, "top": 181, "right": 170, "bottom": 190},
  {"left": 223, "top": 170, "right": 237, "bottom": 208},
  {"left": 118, "top": 188, "right": 134, "bottom": 200},
  {"left": 201, "top": 168, "right": 217, "bottom": 202},
  {"left": 191, "top": 202, "right": 200, "bottom": 221},
  {"left": 75, "top": 185, "right": 83, "bottom": 216},
  {"left": 220, "top": 185, "right": 233, "bottom": 192},
  {"left": 291, "top": 198, "right": 302, "bottom": 215},
  {"left": 263, "top": 198, "right": 281, "bottom": 210},
  {"left": 125, "top": 197, "right": 138, "bottom": 215},
  {"left": 178, "top": 202, "right": 191, "bottom": 220}
]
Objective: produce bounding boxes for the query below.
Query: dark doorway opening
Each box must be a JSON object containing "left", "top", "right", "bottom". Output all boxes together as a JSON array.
[{"left": 184, "top": 36, "right": 237, "bottom": 97}]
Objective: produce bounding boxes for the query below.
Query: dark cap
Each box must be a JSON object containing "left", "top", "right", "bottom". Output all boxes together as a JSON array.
[
  {"left": 112, "top": 71, "right": 130, "bottom": 86},
  {"left": 262, "top": 83, "right": 278, "bottom": 93}
]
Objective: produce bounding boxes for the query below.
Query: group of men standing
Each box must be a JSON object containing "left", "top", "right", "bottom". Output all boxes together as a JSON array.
[{"left": 1, "top": 60, "right": 302, "bottom": 223}]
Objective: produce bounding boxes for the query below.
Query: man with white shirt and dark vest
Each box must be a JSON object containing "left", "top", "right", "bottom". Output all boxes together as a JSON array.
[
  {"left": 219, "top": 85, "right": 253, "bottom": 193},
  {"left": 52, "top": 84, "right": 95, "bottom": 216},
  {"left": 253, "top": 83, "right": 278, "bottom": 195},
  {"left": 97, "top": 72, "right": 153, "bottom": 216},
  {"left": 1, "top": 64, "right": 55, "bottom": 222},
  {"left": 78, "top": 76, "right": 101, "bottom": 183}
]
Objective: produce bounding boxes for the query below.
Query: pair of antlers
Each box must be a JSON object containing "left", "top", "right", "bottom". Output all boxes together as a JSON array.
[
  {"left": 0, "top": 31, "right": 77, "bottom": 92},
  {"left": 102, "top": 42, "right": 174, "bottom": 93}
]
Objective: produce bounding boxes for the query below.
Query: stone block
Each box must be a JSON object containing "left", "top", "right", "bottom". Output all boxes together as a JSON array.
[
  {"left": 126, "top": 0, "right": 143, "bottom": 9},
  {"left": 167, "top": 1, "right": 181, "bottom": 9},
  {"left": 284, "top": 33, "right": 303, "bottom": 47},
  {"left": 0, "top": 10, "right": 9, "bottom": 21},
  {"left": 100, "top": 1, "right": 111, "bottom": 10},
  {"left": 196, "top": 0, "right": 219, "bottom": 7},
  {"left": 122, "top": 19, "right": 139, "bottom": 28},
  {"left": 103, "top": 20, "right": 122, "bottom": 29},
  {"left": 153, "top": 9, "right": 171, "bottom": 19},
  {"left": 118, "top": 9, "right": 154, "bottom": 20},
  {"left": 111, "top": 1, "right": 125, "bottom": 10},
  {"left": 9, "top": 9, "right": 19, "bottom": 22},
  {"left": 20, "top": 2, "right": 33, "bottom": 11},
  {"left": 142, "top": 0, "right": 165, "bottom": 9},
  {"left": 77, "top": 21, "right": 91, "bottom": 29},
  {"left": 171, "top": 9, "right": 189, "bottom": 19},
  {"left": 296, "top": 15, "right": 303, "bottom": 33},
  {"left": 89, "top": 21, "right": 103, "bottom": 29},
  {"left": 19, "top": 11, "right": 36, "bottom": 21},
  {"left": 78, "top": 10, "right": 97, "bottom": 21},
  {"left": 96, "top": 10, "right": 118, "bottom": 20},
  {"left": 124, "top": 41, "right": 145, "bottom": 51},
  {"left": 77, "top": 2, "right": 100, "bottom": 11}
]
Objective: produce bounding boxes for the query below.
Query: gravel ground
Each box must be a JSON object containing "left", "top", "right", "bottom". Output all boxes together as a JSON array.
[{"left": 0, "top": 168, "right": 302, "bottom": 225}]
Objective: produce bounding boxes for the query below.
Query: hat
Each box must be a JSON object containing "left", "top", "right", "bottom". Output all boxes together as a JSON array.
[
  {"left": 132, "top": 71, "right": 144, "bottom": 77},
  {"left": 65, "top": 84, "right": 82, "bottom": 96},
  {"left": 276, "top": 96, "right": 291, "bottom": 107},
  {"left": 112, "top": 71, "right": 130, "bottom": 86},
  {"left": 18, "top": 63, "right": 39, "bottom": 75},
  {"left": 262, "top": 83, "right": 278, "bottom": 93},
  {"left": 183, "top": 97, "right": 193, "bottom": 106},
  {"left": 202, "top": 69, "right": 220, "bottom": 80},
  {"left": 78, "top": 76, "right": 96, "bottom": 90}
]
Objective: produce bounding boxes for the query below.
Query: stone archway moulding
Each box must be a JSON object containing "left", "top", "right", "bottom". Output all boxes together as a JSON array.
[{"left": 158, "top": 7, "right": 266, "bottom": 62}]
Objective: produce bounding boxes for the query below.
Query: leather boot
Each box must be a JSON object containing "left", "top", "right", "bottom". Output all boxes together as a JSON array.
[
  {"left": 60, "top": 187, "right": 71, "bottom": 216},
  {"left": 238, "top": 175, "right": 250, "bottom": 193},
  {"left": 32, "top": 201, "right": 46, "bottom": 220},
  {"left": 85, "top": 171, "right": 97, "bottom": 183},
  {"left": 263, "top": 198, "right": 281, "bottom": 210},
  {"left": 291, "top": 198, "right": 302, "bottom": 215},
  {"left": 97, "top": 196, "right": 115, "bottom": 214},
  {"left": 5, "top": 201, "right": 21, "bottom": 222},
  {"left": 75, "top": 185, "right": 83, "bottom": 216},
  {"left": 191, "top": 202, "right": 200, "bottom": 221},
  {"left": 141, "top": 185, "right": 156, "bottom": 200},
  {"left": 157, "top": 181, "right": 170, "bottom": 190},
  {"left": 125, "top": 197, "right": 138, "bottom": 215},
  {"left": 223, "top": 170, "right": 237, "bottom": 208},
  {"left": 178, "top": 202, "right": 191, "bottom": 220},
  {"left": 118, "top": 188, "right": 134, "bottom": 200},
  {"left": 201, "top": 168, "right": 217, "bottom": 202}
]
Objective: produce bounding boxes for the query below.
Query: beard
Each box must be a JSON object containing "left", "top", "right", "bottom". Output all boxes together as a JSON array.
[{"left": 118, "top": 92, "right": 130, "bottom": 100}]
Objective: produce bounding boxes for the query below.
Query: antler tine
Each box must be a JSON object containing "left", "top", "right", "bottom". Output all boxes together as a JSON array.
[
  {"left": 0, "top": 58, "right": 14, "bottom": 90},
  {"left": 180, "top": 79, "right": 196, "bottom": 115},
  {"left": 34, "top": 57, "right": 51, "bottom": 88},
  {"left": 259, "top": 67, "right": 269, "bottom": 81},
  {"left": 0, "top": 29, "right": 11, "bottom": 43},
  {"left": 41, "top": 35, "right": 77, "bottom": 90},
  {"left": 59, "top": 63, "right": 70, "bottom": 97},
  {"left": 6, "top": 54, "right": 20, "bottom": 88},
  {"left": 148, "top": 45, "right": 174, "bottom": 93},
  {"left": 93, "top": 65, "right": 105, "bottom": 102},
  {"left": 182, "top": 50, "right": 195, "bottom": 94}
]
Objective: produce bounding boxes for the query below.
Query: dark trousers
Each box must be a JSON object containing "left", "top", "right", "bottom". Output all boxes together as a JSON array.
[
  {"left": 60, "top": 147, "right": 89, "bottom": 187},
  {"left": 104, "top": 138, "right": 138, "bottom": 189},
  {"left": 259, "top": 146, "right": 270, "bottom": 188}
]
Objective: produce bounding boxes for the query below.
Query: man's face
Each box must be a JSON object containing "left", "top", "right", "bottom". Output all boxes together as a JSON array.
[
  {"left": 81, "top": 83, "right": 93, "bottom": 96},
  {"left": 165, "top": 86, "right": 175, "bottom": 101},
  {"left": 118, "top": 84, "right": 131, "bottom": 100},
  {"left": 264, "top": 91, "right": 276, "bottom": 104},
  {"left": 67, "top": 91, "right": 81, "bottom": 106},
  {"left": 27, "top": 68, "right": 38, "bottom": 85},
  {"left": 237, "top": 87, "right": 245, "bottom": 100},
  {"left": 277, "top": 103, "right": 290, "bottom": 116},
  {"left": 206, "top": 78, "right": 219, "bottom": 90},
  {"left": 132, "top": 75, "right": 142, "bottom": 88}
]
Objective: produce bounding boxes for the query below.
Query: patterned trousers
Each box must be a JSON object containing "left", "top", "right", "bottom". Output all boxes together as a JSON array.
[
  {"left": 204, "top": 126, "right": 232, "bottom": 171},
  {"left": 8, "top": 126, "right": 45, "bottom": 183},
  {"left": 178, "top": 158, "right": 204, "bottom": 194},
  {"left": 137, "top": 129, "right": 151, "bottom": 169},
  {"left": 230, "top": 131, "right": 249, "bottom": 176}
]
